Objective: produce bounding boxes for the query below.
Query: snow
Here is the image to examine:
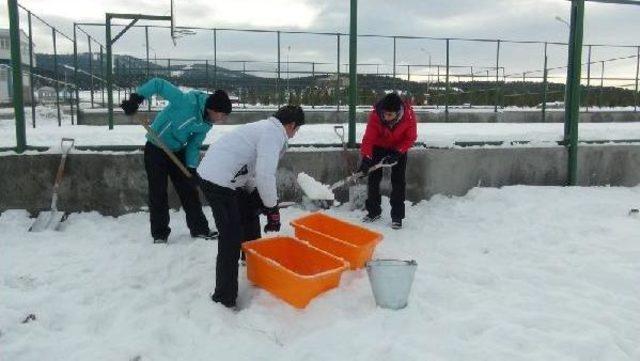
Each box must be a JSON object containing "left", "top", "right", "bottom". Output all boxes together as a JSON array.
[
  {"left": 2, "top": 112, "right": 640, "bottom": 151},
  {"left": 296, "top": 172, "right": 335, "bottom": 200},
  {"left": 2, "top": 185, "right": 640, "bottom": 360}
]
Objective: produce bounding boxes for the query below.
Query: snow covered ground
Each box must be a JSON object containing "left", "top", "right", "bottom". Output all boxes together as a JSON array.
[
  {"left": 2, "top": 186, "right": 639, "bottom": 361},
  {"left": 2, "top": 112, "right": 640, "bottom": 150}
]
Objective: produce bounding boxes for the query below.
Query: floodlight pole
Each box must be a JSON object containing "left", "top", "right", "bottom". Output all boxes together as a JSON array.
[{"left": 105, "top": 13, "right": 171, "bottom": 129}]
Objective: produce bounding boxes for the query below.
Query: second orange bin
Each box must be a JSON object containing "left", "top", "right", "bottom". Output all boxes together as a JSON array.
[
  {"left": 290, "top": 212, "right": 383, "bottom": 269},
  {"left": 242, "top": 236, "right": 348, "bottom": 308}
]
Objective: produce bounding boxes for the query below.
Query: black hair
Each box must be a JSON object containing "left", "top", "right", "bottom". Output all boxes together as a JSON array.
[
  {"left": 273, "top": 105, "right": 305, "bottom": 127},
  {"left": 205, "top": 90, "right": 232, "bottom": 114},
  {"left": 379, "top": 92, "right": 403, "bottom": 113}
]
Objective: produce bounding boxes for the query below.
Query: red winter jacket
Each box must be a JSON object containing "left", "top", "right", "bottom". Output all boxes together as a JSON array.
[{"left": 360, "top": 100, "right": 418, "bottom": 158}]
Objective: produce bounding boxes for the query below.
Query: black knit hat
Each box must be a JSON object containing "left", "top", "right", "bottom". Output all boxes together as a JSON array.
[
  {"left": 274, "top": 105, "right": 305, "bottom": 127},
  {"left": 379, "top": 92, "right": 403, "bottom": 113},
  {"left": 205, "top": 90, "right": 232, "bottom": 114}
]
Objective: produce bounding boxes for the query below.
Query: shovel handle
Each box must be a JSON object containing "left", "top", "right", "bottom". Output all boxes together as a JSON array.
[{"left": 140, "top": 119, "right": 192, "bottom": 178}]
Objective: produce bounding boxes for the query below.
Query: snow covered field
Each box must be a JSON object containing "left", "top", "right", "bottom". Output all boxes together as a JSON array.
[
  {"left": 2, "top": 114, "right": 640, "bottom": 150},
  {"left": 2, "top": 186, "right": 639, "bottom": 361}
]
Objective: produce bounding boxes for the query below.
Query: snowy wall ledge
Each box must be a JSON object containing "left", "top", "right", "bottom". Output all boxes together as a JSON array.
[{"left": 1, "top": 145, "right": 639, "bottom": 216}]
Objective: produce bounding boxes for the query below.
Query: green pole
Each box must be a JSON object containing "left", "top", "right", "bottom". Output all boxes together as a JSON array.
[
  {"left": 52, "top": 28, "right": 61, "bottom": 126},
  {"left": 564, "top": 0, "right": 585, "bottom": 186},
  {"left": 106, "top": 14, "right": 114, "bottom": 129},
  {"left": 445, "top": 38, "right": 450, "bottom": 121},
  {"left": 348, "top": 0, "right": 357, "bottom": 147},
  {"left": 542, "top": 42, "right": 548, "bottom": 122},
  {"left": 634, "top": 46, "right": 639, "bottom": 112},
  {"left": 586, "top": 45, "right": 592, "bottom": 111},
  {"left": 73, "top": 24, "right": 80, "bottom": 124},
  {"left": 28, "top": 11, "right": 36, "bottom": 128},
  {"left": 277, "top": 31, "right": 281, "bottom": 106},
  {"left": 392, "top": 36, "right": 397, "bottom": 90},
  {"left": 205, "top": 59, "right": 210, "bottom": 92},
  {"left": 145, "top": 26, "right": 151, "bottom": 111},
  {"left": 88, "top": 34, "right": 94, "bottom": 108},
  {"left": 213, "top": 29, "right": 217, "bottom": 88},
  {"left": 495, "top": 40, "right": 501, "bottom": 113},
  {"left": 311, "top": 62, "right": 315, "bottom": 109},
  {"left": 100, "top": 45, "right": 104, "bottom": 107},
  {"left": 599, "top": 61, "right": 604, "bottom": 108},
  {"left": 8, "top": 0, "right": 26, "bottom": 152},
  {"left": 336, "top": 33, "right": 341, "bottom": 111}
]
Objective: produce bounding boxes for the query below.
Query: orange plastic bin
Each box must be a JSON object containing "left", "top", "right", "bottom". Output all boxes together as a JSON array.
[
  {"left": 242, "top": 236, "right": 348, "bottom": 308},
  {"left": 290, "top": 212, "right": 383, "bottom": 269}
]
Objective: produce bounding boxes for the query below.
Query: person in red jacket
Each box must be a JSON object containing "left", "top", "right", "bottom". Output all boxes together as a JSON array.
[{"left": 358, "top": 92, "right": 417, "bottom": 229}]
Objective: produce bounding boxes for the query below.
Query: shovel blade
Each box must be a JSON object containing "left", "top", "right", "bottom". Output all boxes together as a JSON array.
[{"left": 29, "top": 211, "right": 65, "bottom": 232}]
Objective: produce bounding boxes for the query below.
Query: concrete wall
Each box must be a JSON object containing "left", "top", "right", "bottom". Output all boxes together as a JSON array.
[
  {"left": 77, "top": 109, "right": 640, "bottom": 126},
  {"left": 1, "top": 145, "right": 639, "bottom": 216}
]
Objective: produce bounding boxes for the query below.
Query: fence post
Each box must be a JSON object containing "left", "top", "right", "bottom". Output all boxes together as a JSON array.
[
  {"left": 88, "top": 34, "right": 94, "bottom": 108},
  {"left": 586, "top": 45, "right": 592, "bottom": 111},
  {"left": 634, "top": 46, "right": 639, "bottom": 112},
  {"left": 213, "top": 28, "right": 217, "bottom": 88},
  {"left": 311, "top": 62, "right": 315, "bottom": 109},
  {"left": 28, "top": 11, "right": 36, "bottom": 128},
  {"left": 106, "top": 14, "right": 114, "bottom": 129},
  {"left": 205, "top": 59, "right": 209, "bottom": 92},
  {"left": 72, "top": 24, "right": 79, "bottom": 124},
  {"left": 348, "top": 0, "right": 357, "bottom": 147},
  {"left": 277, "top": 31, "right": 281, "bottom": 106},
  {"left": 100, "top": 45, "right": 104, "bottom": 107},
  {"left": 494, "top": 39, "right": 501, "bottom": 113},
  {"left": 145, "top": 26, "right": 151, "bottom": 111},
  {"left": 52, "top": 28, "right": 61, "bottom": 126},
  {"left": 542, "top": 42, "right": 548, "bottom": 122},
  {"left": 564, "top": 0, "right": 585, "bottom": 186},
  {"left": 599, "top": 61, "right": 604, "bottom": 108},
  {"left": 445, "top": 38, "right": 450, "bottom": 121},
  {"left": 392, "top": 36, "right": 397, "bottom": 90},
  {"left": 8, "top": 0, "right": 26, "bottom": 152},
  {"left": 336, "top": 33, "right": 341, "bottom": 111}
]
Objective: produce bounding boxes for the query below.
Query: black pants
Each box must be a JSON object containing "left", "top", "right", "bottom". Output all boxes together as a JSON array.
[
  {"left": 365, "top": 146, "right": 408, "bottom": 221},
  {"left": 200, "top": 180, "right": 261, "bottom": 306},
  {"left": 144, "top": 142, "right": 209, "bottom": 240}
]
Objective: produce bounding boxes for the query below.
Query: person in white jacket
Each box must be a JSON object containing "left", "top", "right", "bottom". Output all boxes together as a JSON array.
[{"left": 197, "top": 105, "right": 305, "bottom": 308}]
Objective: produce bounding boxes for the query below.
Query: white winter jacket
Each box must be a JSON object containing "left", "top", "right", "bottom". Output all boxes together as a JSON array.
[{"left": 197, "top": 117, "right": 288, "bottom": 208}]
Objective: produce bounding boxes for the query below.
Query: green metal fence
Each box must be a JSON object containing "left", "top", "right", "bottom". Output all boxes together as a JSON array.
[{"left": 4, "top": 0, "right": 640, "bottom": 185}]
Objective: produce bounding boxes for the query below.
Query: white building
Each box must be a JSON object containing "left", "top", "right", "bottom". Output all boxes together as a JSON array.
[{"left": 0, "top": 28, "right": 35, "bottom": 105}]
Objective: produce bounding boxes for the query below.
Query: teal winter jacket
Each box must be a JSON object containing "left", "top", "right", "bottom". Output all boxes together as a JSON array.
[{"left": 137, "top": 78, "right": 212, "bottom": 168}]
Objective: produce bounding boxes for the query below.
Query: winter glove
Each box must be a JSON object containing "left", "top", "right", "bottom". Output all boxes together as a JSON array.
[
  {"left": 120, "top": 93, "right": 145, "bottom": 116},
  {"left": 382, "top": 150, "right": 401, "bottom": 166},
  {"left": 263, "top": 207, "right": 281, "bottom": 233},
  {"left": 357, "top": 156, "right": 375, "bottom": 175}
]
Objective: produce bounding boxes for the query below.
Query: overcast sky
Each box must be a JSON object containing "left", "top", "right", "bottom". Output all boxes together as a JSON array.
[{"left": 2, "top": 0, "right": 639, "bottom": 86}]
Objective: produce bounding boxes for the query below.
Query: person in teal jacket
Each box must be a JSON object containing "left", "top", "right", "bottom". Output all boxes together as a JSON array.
[{"left": 120, "top": 78, "right": 232, "bottom": 243}]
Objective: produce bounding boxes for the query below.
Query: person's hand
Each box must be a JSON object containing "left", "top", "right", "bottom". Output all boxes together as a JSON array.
[
  {"left": 357, "top": 156, "right": 375, "bottom": 175},
  {"left": 382, "top": 151, "right": 401, "bottom": 166},
  {"left": 263, "top": 207, "right": 281, "bottom": 233},
  {"left": 120, "top": 93, "right": 145, "bottom": 116}
]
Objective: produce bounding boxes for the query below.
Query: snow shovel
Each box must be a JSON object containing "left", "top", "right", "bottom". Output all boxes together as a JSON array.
[
  {"left": 29, "top": 138, "right": 75, "bottom": 232},
  {"left": 297, "top": 159, "right": 397, "bottom": 210}
]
